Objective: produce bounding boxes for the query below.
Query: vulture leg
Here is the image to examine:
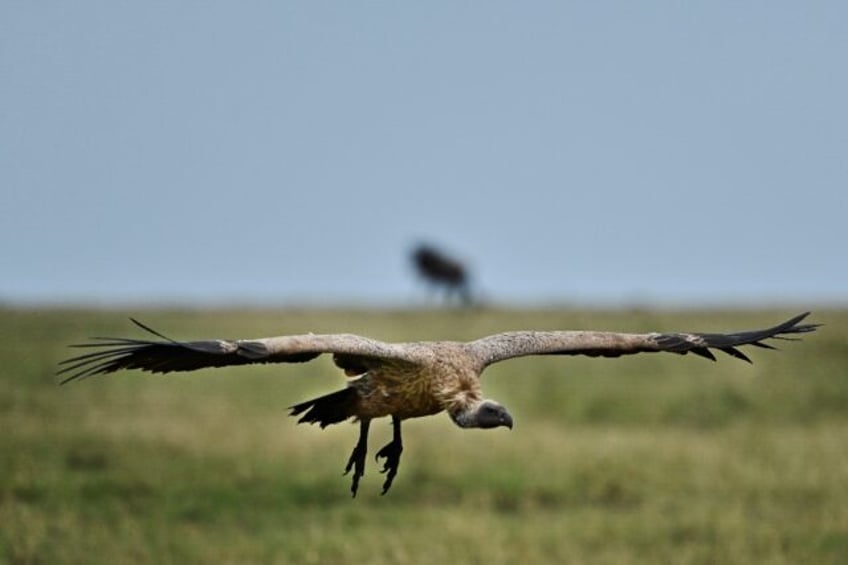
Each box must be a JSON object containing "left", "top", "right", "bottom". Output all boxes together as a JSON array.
[
  {"left": 375, "top": 415, "right": 403, "bottom": 495},
  {"left": 343, "top": 419, "right": 370, "bottom": 497}
]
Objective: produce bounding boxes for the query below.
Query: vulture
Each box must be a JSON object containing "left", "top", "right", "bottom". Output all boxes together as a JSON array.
[
  {"left": 411, "top": 244, "right": 473, "bottom": 306},
  {"left": 58, "top": 312, "right": 818, "bottom": 496}
]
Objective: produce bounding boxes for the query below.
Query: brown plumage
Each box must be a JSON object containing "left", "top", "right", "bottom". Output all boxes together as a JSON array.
[{"left": 58, "top": 312, "right": 819, "bottom": 496}]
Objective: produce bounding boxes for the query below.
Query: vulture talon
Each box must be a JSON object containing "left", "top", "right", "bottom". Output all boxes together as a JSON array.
[
  {"left": 375, "top": 416, "right": 403, "bottom": 495},
  {"left": 375, "top": 443, "right": 402, "bottom": 495},
  {"left": 343, "top": 420, "right": 370, "bottom": 497}
]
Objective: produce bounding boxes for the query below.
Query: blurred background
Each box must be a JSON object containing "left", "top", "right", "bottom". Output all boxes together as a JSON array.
[
  {"left": 2, "top": 1, "right": 845, "bottom": 308},
  {"left": 3, "top": 3, "right": 847, "bottom": 564}
]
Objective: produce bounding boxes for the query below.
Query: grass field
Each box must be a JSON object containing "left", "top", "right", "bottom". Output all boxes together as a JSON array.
[{"left": 1, "top": 306, "right": 846, "bottom": 564}]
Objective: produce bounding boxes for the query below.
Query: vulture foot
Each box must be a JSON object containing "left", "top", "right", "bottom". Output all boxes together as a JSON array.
[
  {"left": 343, "top": 420, "right": 370, "bottom": 497},
  {"left": 376, "top": 416, "right": 403, "bottom": 495}
]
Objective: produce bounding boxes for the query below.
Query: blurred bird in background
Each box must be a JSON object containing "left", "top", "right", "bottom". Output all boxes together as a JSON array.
[{"left": 411, "top": 243, "right": 474, "bottom": 307}]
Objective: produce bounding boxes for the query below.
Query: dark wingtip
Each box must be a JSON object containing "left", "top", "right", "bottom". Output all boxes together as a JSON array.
[
  {"left": 782, "top": 312, "right": 822, "bottom": 336},
  {"left": 130, "top": 318, "right": 178, "bottom": 342},
  {"left": 690, "top": 347, "right": 717, "bottom": 362},
  {"left": 720, "top": 347, "right": 752, "bottom": 363},
  {"left": 58, "top": 373, "right": 78, "bottom": 386}
]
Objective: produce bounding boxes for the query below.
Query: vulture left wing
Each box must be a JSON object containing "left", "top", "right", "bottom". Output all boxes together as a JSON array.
[
  {"left": 468, "top": 312, "right": 819, "bottom": 369},
  {"left": 58, "top": 319, "right": 412, "bottom": 384}
]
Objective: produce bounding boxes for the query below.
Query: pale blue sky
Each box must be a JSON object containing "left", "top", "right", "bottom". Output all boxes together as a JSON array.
[{"left": 2, "top": 2, "right": 846, "bottom": 306}]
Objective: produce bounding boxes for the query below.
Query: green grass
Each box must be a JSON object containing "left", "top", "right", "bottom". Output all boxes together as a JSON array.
[{"left": 1, "top": 307, "right": 847, "bottom": 564}]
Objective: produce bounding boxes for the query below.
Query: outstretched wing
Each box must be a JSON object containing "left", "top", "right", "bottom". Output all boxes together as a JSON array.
[
  {"left": 58, "top": 319, "right": 417, "bottom": 384},
  {"left": 468, "top": 312, "right": 819, "bottom": 369}
]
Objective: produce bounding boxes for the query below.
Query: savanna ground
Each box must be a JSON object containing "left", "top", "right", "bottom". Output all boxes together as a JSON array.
[{"left": 1, "top": 307, "right": 847, "bottom": 564}]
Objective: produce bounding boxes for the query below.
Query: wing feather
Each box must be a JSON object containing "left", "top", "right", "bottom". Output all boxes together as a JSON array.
[
  {"left": 58, "top": 319, "right": 416, "bottom": 384},
  {"left": 468, "top": 312, "right": 819, "bottom": 369}
]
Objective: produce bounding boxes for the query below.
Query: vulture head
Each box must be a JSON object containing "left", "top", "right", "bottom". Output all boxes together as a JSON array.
[{"left": 451, "top": 399, "right": 513, "bottom": 430}]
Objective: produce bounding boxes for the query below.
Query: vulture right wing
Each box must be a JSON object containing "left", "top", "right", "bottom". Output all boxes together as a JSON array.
[{"left": 58, "top": 319, "right": 416, "bottom": 384}]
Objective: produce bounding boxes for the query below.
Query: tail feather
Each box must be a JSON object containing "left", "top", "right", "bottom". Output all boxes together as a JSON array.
[{"left": 289, "top": 388, "right": 357, "bottom": 428}]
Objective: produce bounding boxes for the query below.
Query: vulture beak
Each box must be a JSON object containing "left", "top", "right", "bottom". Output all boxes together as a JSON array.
[{"left": 501, "top": 411, "right": 514, "bottom": 430}]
